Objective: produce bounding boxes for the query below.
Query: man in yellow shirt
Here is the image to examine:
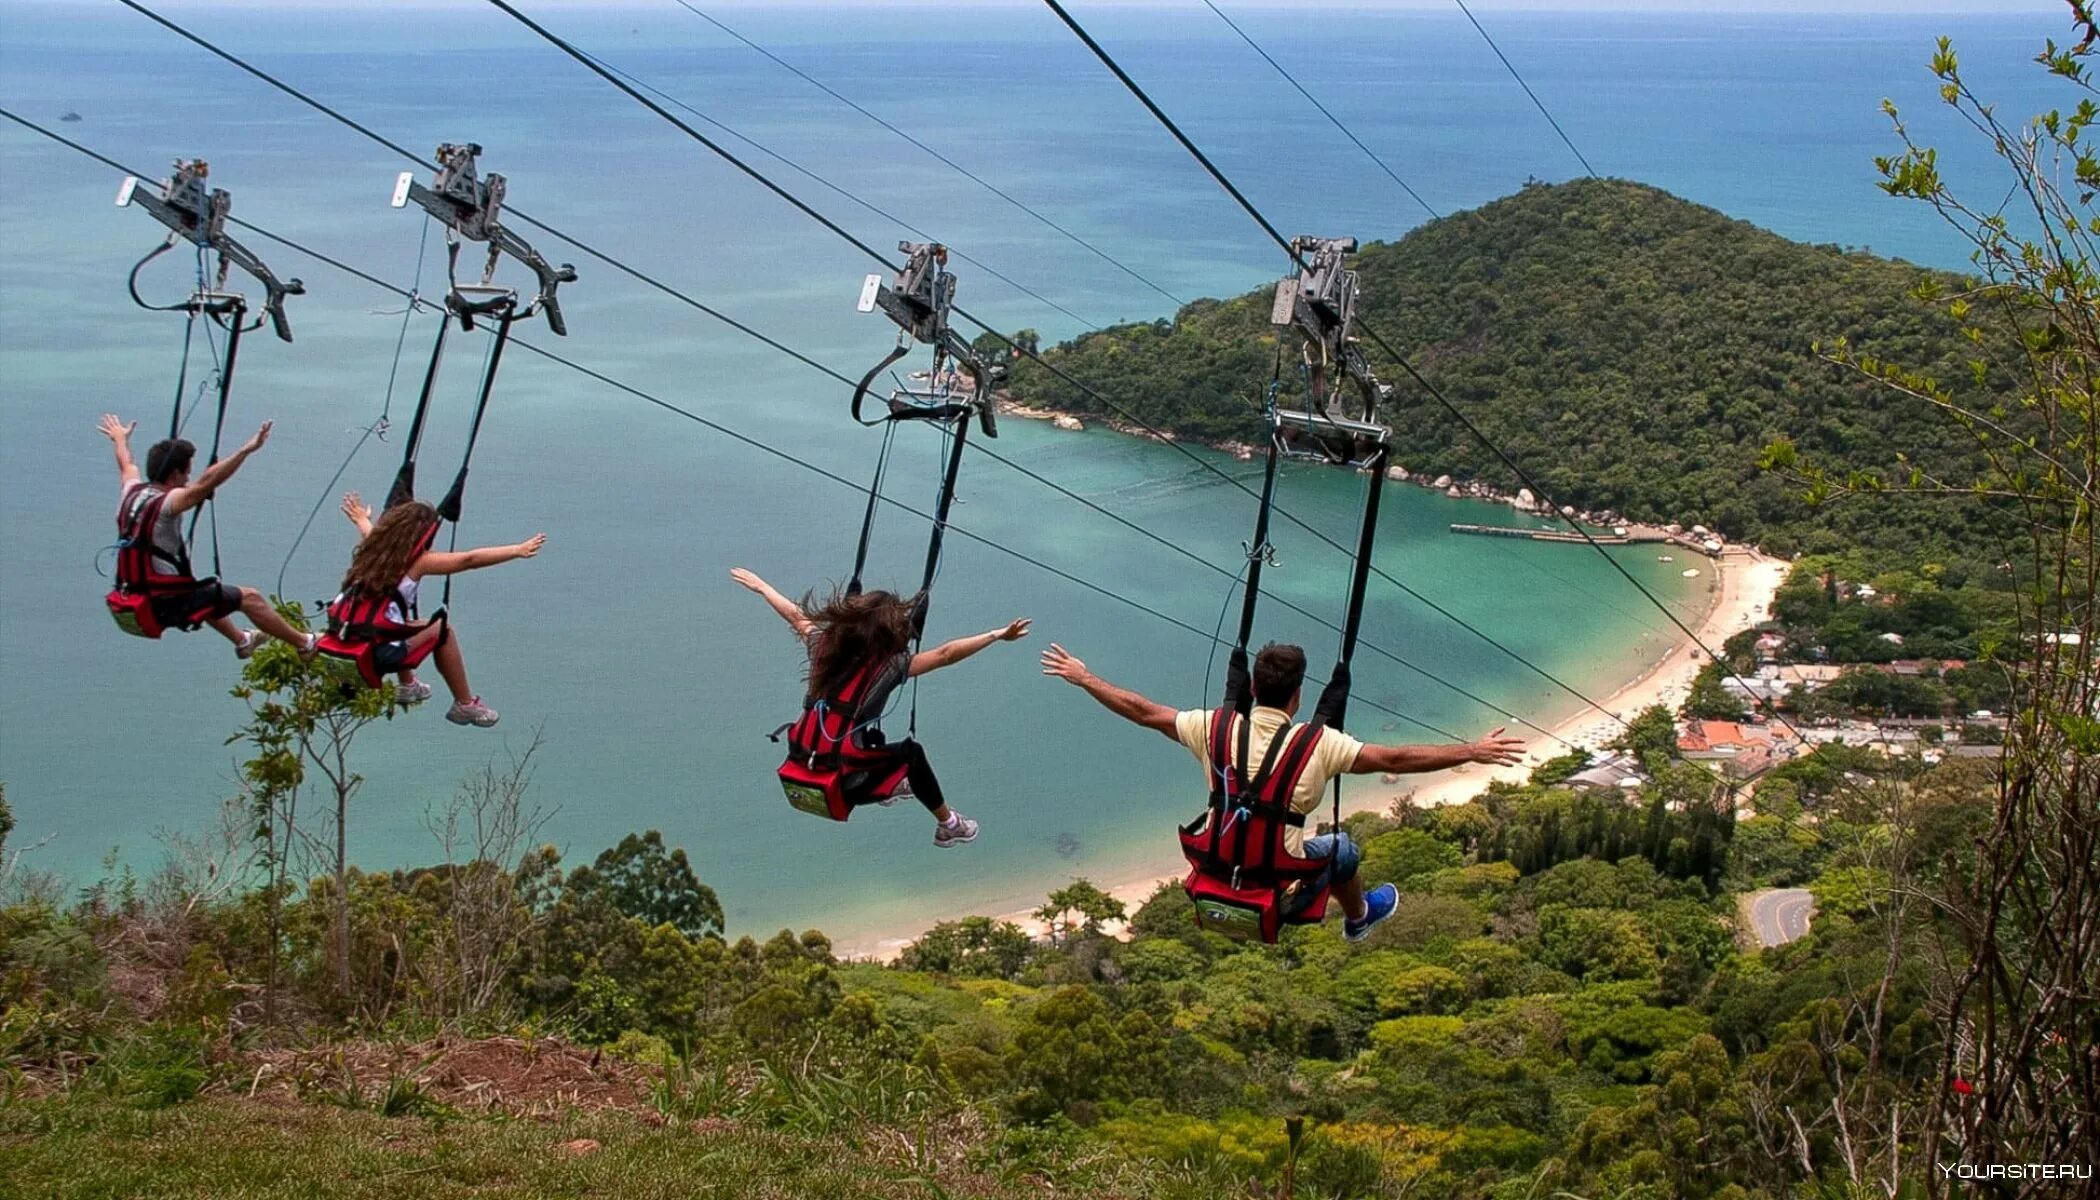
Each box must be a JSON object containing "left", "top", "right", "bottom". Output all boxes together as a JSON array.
[{"left": 1042, "top": 641, "right": 1524, "bottom": 940}]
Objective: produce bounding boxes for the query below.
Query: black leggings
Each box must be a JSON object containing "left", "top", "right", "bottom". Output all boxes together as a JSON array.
[{"left": 856, "top": 738, "right": 946, "bottom": 814}]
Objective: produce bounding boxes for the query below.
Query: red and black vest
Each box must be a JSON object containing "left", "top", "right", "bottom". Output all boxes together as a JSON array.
[
  {"left": 314, "top": 582, "right": 439, "bottom": 688},
  {"left": 106, "top": 485, "right": 200, "bottom": 638},
  {"left": 1179, "top": 708, "right": 1335, "bottom": 942},
  {"left": 313, "top": 516, "right": 445, "bottom": 687},
  {"left": 777, "top": 658, "right": 911, "bottom": 821}
]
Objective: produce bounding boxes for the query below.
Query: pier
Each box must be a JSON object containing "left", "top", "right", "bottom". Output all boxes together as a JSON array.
[{"left": 1449, "top": 522, "right": 1721, "bottom": 556}]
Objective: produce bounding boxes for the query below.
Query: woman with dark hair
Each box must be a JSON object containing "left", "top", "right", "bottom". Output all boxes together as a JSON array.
[
  {"left": 733, "top": 567, "right": 1030, "bottom": 846},
  {"left": 320, "top": 495, "right": 544, "bottom": 728}
]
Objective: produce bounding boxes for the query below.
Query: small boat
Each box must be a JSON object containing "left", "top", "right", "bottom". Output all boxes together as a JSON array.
[
  {"left": 1681, "top": 568, "right": 1700, "bottom": 578},
  {"left": 1658, "top": 555, "right": 1674, "bottom": 563}
]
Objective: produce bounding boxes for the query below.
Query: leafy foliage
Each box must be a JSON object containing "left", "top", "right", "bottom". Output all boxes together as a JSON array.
[{"left": 1011, "top": 178, "right": 2017, "bottom": 561}]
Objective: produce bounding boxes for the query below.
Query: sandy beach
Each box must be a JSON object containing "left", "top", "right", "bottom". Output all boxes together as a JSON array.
[{"left": 841, "top": 545, "right": 1789, "bottom": 961}]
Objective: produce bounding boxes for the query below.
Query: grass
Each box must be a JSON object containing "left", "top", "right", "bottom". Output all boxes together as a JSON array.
[
  {"left": 0, "top": 1091, "right": 1241, "bottom": 1200},
  {"left": 2, "top": 1094, "right": 967, "bottom": 1199}
]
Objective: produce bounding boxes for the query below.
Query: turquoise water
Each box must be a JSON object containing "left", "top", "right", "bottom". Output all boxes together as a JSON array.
[{"left": 0, "top": 4, "right": 2062, "bottom": 943}]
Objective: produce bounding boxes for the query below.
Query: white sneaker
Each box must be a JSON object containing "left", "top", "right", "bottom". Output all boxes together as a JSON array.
[
  {"left": 879, "top": 780, "right": 914, "bottom": 808},
  {"left": 234, "top": 630, "right": 264, "bottom": 660},
  {"left": 393, "top": 679, "right": 434, "bottom": 706},
  {"left": 445, "top": 696, "right": 499, "bottom": 728},
  {"left": 933, "top": 813, "right": 979, "bottom": 848}
]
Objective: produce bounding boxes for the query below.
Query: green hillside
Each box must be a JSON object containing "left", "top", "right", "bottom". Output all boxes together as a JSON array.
[{"left": 1008, "top": 179, "right": 2006, "bottom": 561}]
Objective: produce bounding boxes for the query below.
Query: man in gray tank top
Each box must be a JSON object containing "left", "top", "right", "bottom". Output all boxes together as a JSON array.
[{"left": 102, "top": 413, "right": 316, "bottom": 658}]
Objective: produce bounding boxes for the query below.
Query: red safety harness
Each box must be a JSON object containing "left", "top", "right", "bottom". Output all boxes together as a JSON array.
[
  {"left": 777, "top": 658, "right": 911, "bottom": 821},
  {"left": 314, "top": 521, "right": 445, "bottom": 688},
  {"left": 1180, "top": 708, "right": 1334, "bottom": 943},
  {"left": 106, "top": 486, "right": 214, "bottom": 638}
]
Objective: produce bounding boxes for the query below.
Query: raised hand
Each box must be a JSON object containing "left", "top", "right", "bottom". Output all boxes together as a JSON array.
[
  {"left": 515, "top": 534, "right": 547, "bottom": 559},
  {"left": 99, "top": 414, "right": 137, "bottom": 443},
  {"left": 1467, "top": 728, "right": 1526, "bottom": 766},
  {"left": 1040, "top": 642, "right": 1090, "bottom": 684},
  {"left": 997, "top": 618, "right": 1033, "bottom": 642},
  {"left": 729, "top": 567, "right": 768, "bottom": 593},
  {"left": 241, "top": 420, "right": 274, "bottom": 454},
  {"left": 341, "top": 492, "right": 371, "bottom": 526}
]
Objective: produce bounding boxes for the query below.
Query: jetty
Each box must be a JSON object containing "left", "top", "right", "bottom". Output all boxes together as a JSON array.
[{"left": 1449, "top": 521, "right": 1722, "bottom": 557}]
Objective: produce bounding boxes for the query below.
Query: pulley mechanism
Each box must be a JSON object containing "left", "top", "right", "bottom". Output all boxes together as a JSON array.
[
  {"left": 1270, "top": 235, "right": 1390, "bottom": 465},
  {"left": 392, "top": 142, "right": 576, "bottom": 336},
  {"left": 852, "top": 241, "right": 1001, "bottom": 438},
  {"left": 119, "top": 158, "right": 304, "bottom": 342}
]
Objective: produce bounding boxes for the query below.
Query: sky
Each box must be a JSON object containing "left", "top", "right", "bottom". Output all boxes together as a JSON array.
[{"left": 11, "top": 0, "right": 2071, "bottom": 10}]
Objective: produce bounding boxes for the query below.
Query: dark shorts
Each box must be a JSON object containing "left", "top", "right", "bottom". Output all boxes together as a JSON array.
[
  {"left": 371, "top": 628, "right": 441, "bottom": 675},
  {"left": 150, "top": 579, "right": 243, "bottom": 630}
]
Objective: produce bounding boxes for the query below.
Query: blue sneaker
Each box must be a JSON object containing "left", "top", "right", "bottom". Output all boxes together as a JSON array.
[{"left": 1344, "top": 884, "right": 1399, "bottom": 942}]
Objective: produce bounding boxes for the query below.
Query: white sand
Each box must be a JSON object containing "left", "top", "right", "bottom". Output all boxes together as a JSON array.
[{"left": 839, "top": 546, "right": 1790, "bottom": 961}]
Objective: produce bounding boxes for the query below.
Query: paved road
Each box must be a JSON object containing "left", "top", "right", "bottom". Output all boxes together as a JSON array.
[{"left": 1747, "top": 888, "right": 1816, "bottom": 948}]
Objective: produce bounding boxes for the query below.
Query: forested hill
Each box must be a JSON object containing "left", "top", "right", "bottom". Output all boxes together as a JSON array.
[{"left": 1008, "top": 178, "right": 1999, "bottom": 561}]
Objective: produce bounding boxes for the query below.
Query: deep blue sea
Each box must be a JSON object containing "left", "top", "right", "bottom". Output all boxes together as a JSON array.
[{"left": 0, "top": 3, "right": 2067, "bottom": 945}]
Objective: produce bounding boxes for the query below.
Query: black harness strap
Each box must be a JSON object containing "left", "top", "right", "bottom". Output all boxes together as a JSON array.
[
  {"left": 386, "top": 316, "right": 451, "bottom": 512},
  {"left": 1223, "top": 405, "right": 1285, "bottom": 717},
  {"left": 181, "top": 300, "right": 247, "bottom": 579},
  {"left": 849, "top": 342, "right": 913, "bottom": 427},
  {"left": 846, "top": 422, "right": 898, "bottom": 598}
]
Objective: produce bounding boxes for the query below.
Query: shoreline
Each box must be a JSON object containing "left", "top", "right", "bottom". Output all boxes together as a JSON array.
[{"left": 832, "top": 532, "right": 1789, "bottom": 961}]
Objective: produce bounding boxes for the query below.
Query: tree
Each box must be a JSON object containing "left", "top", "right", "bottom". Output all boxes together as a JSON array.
[
  {"left": 1357, "top": 829, "right": 1462, "bottom": 890},
  {"left": 1611, "top": 704, "right": 1680, "bottom": 769},
  {"left": 1035, "top": 878, "right": 1125, "bottom": 943},
  {"left": 1007, "top": 985, "right": 1133, "bottom": 1121},
  {"left": 1684, "top": 663, "right": 1751, "bottom": 720},
  {"left": 898, "top": 916, "right": 1033, "bottom": 978},
  {"left": 569, "top": 831, "right": 722, "bottom": 942},
  {"left": 230, "top": 606, "right": 390, "bottom": 1013},
  {"left": 1773, "top": 28, "right": 2100, "bottom": 1187}
]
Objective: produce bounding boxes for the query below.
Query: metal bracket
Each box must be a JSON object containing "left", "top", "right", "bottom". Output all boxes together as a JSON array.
[
  {"left": 859, "top": 242, "right": 998, "bottom": 437},
  {"left": 392, "top": 144, "right": 576, "bottom": 336},
  {"left": 1273, "top": 404, "right": 1390, "bottom": 469},
  {"left": 119, "top": 159, "right": 305, "bottom": 341}
]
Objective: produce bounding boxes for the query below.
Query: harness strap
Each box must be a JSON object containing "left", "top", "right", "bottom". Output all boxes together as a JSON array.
[
  {"left": 847, "top": 422, "right": 898, "bottom": 597},
  {"left": 387, "top": 317, "right": 451, "bottom": 511},
  {"left": 115, "top": 487, "right": 195, "bottom": 593},
  {"left": 181, "top": 302, "right": 245, "bottom": 579},
  {"left": 1222, "top": 405, "right": 1285, "bottom": 718},
  {"left": 849, "top": 342, "right": 912, "bottom": 427}
]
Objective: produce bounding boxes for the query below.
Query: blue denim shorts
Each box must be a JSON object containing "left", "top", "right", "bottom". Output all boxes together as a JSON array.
[{"left": 1300, "top": 830, "right": 1360, "bottom": 888}]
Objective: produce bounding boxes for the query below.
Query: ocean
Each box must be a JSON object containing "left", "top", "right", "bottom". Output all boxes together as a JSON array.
[{"left": 0, "top": 2, "right": 2065, "bottom": 943}]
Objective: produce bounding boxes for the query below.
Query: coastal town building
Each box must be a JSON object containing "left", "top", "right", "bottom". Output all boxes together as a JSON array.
[{"left": 1565, "top": 753, "right": 1646, "bottom": 792}]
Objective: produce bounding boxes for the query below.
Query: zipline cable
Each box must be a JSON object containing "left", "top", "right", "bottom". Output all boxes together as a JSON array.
[
  {"left": 2, "top": 108, "right": 1458, "bottom": 740},
  {"left": 469, "top": 0, "right": 1628, "bottom": 745},
  {"left": 585, "top": 52, "right": 1101, "bottom": 331},
  {"left": 1450, "top": 0, "right": 1598, "bottom": 179},
  {"left": 1199, "top": 0, "right": 1439, "bottom": 221},
  {"left": 274, "top": 222, "right": 437, "bottom": 599},
  {"left": 84, "top": 9, "right": 1590, "bottom": 743},
  {"left": 1037, "top": 0, "right": 1806, "bottom": 749},
  {"left": 56, "top": 14, "right": 1639, "bottom": 756},
  {"left": 671, "top": 0, "right": 1191, "bottom": 312}
]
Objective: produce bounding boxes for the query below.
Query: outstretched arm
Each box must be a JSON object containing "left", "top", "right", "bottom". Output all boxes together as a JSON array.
[
  {"left": 731, "top": 568, "right": 814, "bottom": 638},
  {"left": 1351, "top": 728, "right": 1526, "bottom": 776},
  {"left": 100, "top": 414, "right": 141, "bottom": 490},
  {"left": 911, "top": 618, "right": 1031, "bottom": 677},
  {"left": 341, "top": 492, "right": 374, "bottom": 540},
  {"left": 164, "top": 421, "right": 272, "bottom": 516},
  {"left": 412, "top": 533, "right": 546, "bottom": 579},
  {"left": 1040, "top": 643, "right": 1179, "bottom": 738}
]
